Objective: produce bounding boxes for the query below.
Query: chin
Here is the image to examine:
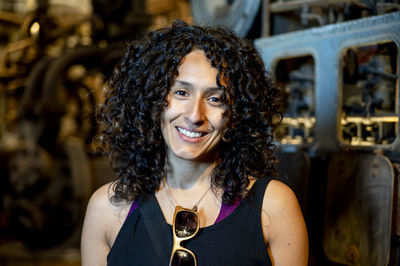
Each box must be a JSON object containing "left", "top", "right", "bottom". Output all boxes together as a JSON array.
[
  {"left": 173, "top": 151, "right": 203, "bottom": 161},
  {"left": 173, "top": 147, "right": 219, "bottom": 162}
]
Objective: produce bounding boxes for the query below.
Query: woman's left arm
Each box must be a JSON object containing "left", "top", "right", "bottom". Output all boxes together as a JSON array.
[{"left": 261, "top": 180, "right": 309, "bottom": 266}]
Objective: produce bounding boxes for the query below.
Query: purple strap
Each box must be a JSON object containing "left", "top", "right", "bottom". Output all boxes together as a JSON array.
[
  {"left": 127, "top": 200, "right": 139, "bottom": 218},
  {"left": 214, "top": 196, "right": 241, "bottom": 224},
  {"left": 125, "top": 196, "right": 241, "bottom": 224}
]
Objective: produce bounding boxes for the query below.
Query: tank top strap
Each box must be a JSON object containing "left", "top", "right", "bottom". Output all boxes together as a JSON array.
[
  {"left": 214, "top": 195, "right": 241, "bottom": 223},
  {"left": 244, "top": 177, "right": 273, "bottom": 211},
  {"left": 124, "top": 200, "right": 139, "bottom": 222}
]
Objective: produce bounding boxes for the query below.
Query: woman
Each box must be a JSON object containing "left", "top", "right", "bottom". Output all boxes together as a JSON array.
[{"left": 81, "top": 20, "right": 308, "bottom": 266}]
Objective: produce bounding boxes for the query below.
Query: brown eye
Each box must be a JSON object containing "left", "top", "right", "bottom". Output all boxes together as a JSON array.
[
  {"left": 208, "top": 95, "right": 225, "bottom": 107},
  {"left": 175, "top": 90, "right": 189, "bottom": 97},
  {"left": 209, "top": 96, "right": 221, "bottom": 102}
]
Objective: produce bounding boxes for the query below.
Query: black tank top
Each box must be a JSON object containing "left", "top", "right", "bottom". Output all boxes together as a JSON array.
[{"left": 107, "top": 177, "right": 272, "bottom": 266}]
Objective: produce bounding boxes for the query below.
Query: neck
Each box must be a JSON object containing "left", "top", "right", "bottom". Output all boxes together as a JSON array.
[{"left": 165, "top": 152, "right": 215, "bottom": 189}]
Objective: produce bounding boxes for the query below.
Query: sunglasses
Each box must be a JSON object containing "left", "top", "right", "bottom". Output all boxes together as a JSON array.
[{"left": 169, "top": 205, "right": 200, "bottom": 266}]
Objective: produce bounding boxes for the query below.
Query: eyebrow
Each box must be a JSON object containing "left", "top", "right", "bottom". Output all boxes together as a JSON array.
[
  {"left": 174, "top": 80, "right": 223, "bottom": 92},
  {"left": 174, "top": 80, "right": 192, "bottom": 88}
]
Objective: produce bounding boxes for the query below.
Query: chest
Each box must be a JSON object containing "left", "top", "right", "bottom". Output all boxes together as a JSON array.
[
  {"left": 155, "top": 190, "right": 223, "bottom": 228},
  {"left": 108, "top": 202, "right": 271, "bottom": 266}
]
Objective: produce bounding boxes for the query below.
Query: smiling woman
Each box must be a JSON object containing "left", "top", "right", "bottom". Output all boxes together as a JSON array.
[
  {"left": 162, "top": 50, "right": 226, "bottom": 161},
  {"left": 81, "top": 20, "right": 308, "bottom": 266}
]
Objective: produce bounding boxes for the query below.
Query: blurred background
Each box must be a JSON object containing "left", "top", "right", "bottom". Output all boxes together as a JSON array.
[{"left": 0, "top": 0, "right": 399, "bottom": 265}]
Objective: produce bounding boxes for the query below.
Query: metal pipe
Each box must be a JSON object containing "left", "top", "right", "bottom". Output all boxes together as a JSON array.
[{"left": 270, "top": 0, "right": 360, "bottom": 13}]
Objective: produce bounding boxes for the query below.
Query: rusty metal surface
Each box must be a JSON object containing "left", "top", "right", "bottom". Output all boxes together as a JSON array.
[
  {"left": 255, "top": 12, "right": 400, "bottom": 153},
  {"left": 323, "top": 152, "right": 394, "bottom": 265}
]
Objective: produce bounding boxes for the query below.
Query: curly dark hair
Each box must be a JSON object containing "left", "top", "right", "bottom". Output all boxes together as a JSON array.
[{"left": 97, "top": 20, "right": 281, "bottom": 205}]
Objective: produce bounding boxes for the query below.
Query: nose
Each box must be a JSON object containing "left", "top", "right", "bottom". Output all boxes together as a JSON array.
[{"left": 185, "top": 98, "right": 205, "bottom": 126}]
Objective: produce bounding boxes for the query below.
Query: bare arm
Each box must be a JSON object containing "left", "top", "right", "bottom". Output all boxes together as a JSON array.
[
  {"left": 81, "top": 183, "right": 128, "bottom": 266},
  {"left": 262, "top": 180, "right": 309, "bottom": 266}
]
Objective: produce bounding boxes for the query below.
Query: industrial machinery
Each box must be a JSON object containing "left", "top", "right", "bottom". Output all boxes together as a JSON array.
[
  {"left": 256, "top": 12, "right": 399, "bottom": 265},
  {"left": 0, "top": 0, "right": 127, "bottom": 253},
  {"left": 0, "top": 0, "right": 190, "bottom": 260},
  {"left": 0, "top": 0, "right": 399, "bottom": 265},
  {"left": 191, "top": 0, "right": 400, "bottom": 265}
]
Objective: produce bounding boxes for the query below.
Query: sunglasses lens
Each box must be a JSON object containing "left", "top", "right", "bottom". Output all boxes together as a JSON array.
[
  {"left": 171, "top": 250, "right": 196, "bottom": 266},
  {"left": 175, "top": 210, "right": 198, "bottom": 238}
]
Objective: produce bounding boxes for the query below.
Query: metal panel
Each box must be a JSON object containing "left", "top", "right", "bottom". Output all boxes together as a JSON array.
[
  {"left": 323, "top": 152, "right": 394, "bottom": 265},
  {"left": 255, "top": 12, "right": 400, "bottom": 153}
]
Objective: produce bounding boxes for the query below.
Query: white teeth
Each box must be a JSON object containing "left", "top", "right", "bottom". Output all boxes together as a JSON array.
[{"left": 178, "top": 127, "right": 202, "bottom": 138}]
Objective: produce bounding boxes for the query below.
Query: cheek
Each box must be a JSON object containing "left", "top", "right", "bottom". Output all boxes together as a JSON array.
[
  {"left": 160, "top": 112, "right": 166, "bottom": 129},
  {"left": 164, "top": 100, "right": 186, "bottom": 119},
  {"left": 210, "top": 111, "right": 226, "bottom": 130},
  {"left": 160, "top": 104, "right": 170, "bottom": 125},
  {"left": 161, "top": 100, "right": 175, "bottom": 123}
]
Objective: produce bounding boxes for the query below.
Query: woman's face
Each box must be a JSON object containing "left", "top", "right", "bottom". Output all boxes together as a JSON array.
[{"left": 161, "top": 50, "right": 226, "bottom": 162}]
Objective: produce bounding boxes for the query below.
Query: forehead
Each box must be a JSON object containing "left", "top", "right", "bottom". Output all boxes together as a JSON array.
[
  {"left": 178, "top": 50, "right": 217, "bottom": 73},
  {"left": 175, "top": 50, "right": 228, "bottom": 89},
  {"left": 174, "top": 50, "right": 219, "bottom": 85}
]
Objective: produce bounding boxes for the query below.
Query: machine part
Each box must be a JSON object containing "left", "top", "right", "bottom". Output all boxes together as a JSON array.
[
  {"left": 91, "top": 0, "right": 152, "bottom": 42},
  {"left": 63, "top": 137, "right": 92, "bottom": 203},
  {"left": 300, "top": 4, "right": 324, "bottom": 26},
  {"left": 341, "top": 42, "right": 398, "bottom": 146},
  {"left": 57, "top": 73, "right": 97, "bottom": 143},
  {"left": 255, "top": 12, "right": 400, "bottom": 152},
  {"left": 20, "top": 57, "right": 54, "bottom": 108},
  {"left": 39, "top": 46, "right": 122, "bottom": 144},
  {"left": 269, "top": 0, "right": 360, "bottom": 13},
  {"left": 190, "top": 0, "right": 261, "bottom": 37},
  {"left": 42, "top": 46, "right": 111, "bottom": 100},
  {"left": 8, "top": 140, "right": 53, "bottom": 196},
  {"left": 18, "top": 57, "right": 60, "bottom": 146},
  {"left": 345, "top": 245, "right": 360, "bottom": 264},
  {"left": 274, "top": 148, "right": 310, "bottom": 213},
  {"left": 323, "top": 152, "right": 394, "bottom": 265},
  {"left": 3, "top": 136, "right": 90, "bottom": 249},
  {"left": 388, "top": 162, "right": 400, "bottom": 266},
  {"left": 377, "top": 3, "right": 400, "bottom": 14},
  {"left": 0, "top": 11, "right": 25, "bottom": 26},
  {"left": 91, "top": 0, "right": 126, "bottom": 18},
  {"left": 274, "top": 55, "right": 315, "bottom": 145},
  {"left": 266, "top": 1, "right": 400, "bottom": 37},
  {"left": 0, "top": 47, "right": 120, "bottom": 249},
  {"left": 393, "top": 164, "right": 400, "bottom": 237}
]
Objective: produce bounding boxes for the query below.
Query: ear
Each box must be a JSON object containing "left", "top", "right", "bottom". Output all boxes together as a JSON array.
[{"left": 222, "top": 127, "right": 231, "bottom": 142}]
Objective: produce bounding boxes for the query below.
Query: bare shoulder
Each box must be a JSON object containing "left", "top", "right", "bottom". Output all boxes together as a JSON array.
[
  {"left": 81, "top": 182, "right": 131, "bottom": 266},
  {"left": 85, "top": 182, "right": 131, "bottom": 243},
  {"left": 261, "top": 180, "right": 309, "bottom": 266},
  {"left": 263, "top": 180, "right": 299, "bottom": 212},
  {"left": 87, "top": 182, "right": 114, "bottom": 214},
  {"left": 261, "top": 179, "right": 304, "bottom": 235},
  {"left": 87, "top": 182, "right": 128, "bottom": 214}
]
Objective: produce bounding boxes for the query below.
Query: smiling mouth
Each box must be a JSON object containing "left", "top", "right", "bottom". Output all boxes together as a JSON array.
[{"left": 176, "top": 127, "right": 207, "bottom": 138}]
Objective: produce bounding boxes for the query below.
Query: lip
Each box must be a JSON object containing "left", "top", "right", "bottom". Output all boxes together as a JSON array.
[{"left": 176, "top": 126, "right": 209, "bottom": 143}]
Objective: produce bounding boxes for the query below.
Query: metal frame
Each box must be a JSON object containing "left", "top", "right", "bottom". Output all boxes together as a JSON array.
[{"left": 255, "top": 12, "right": 400, "bottom": 153}]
